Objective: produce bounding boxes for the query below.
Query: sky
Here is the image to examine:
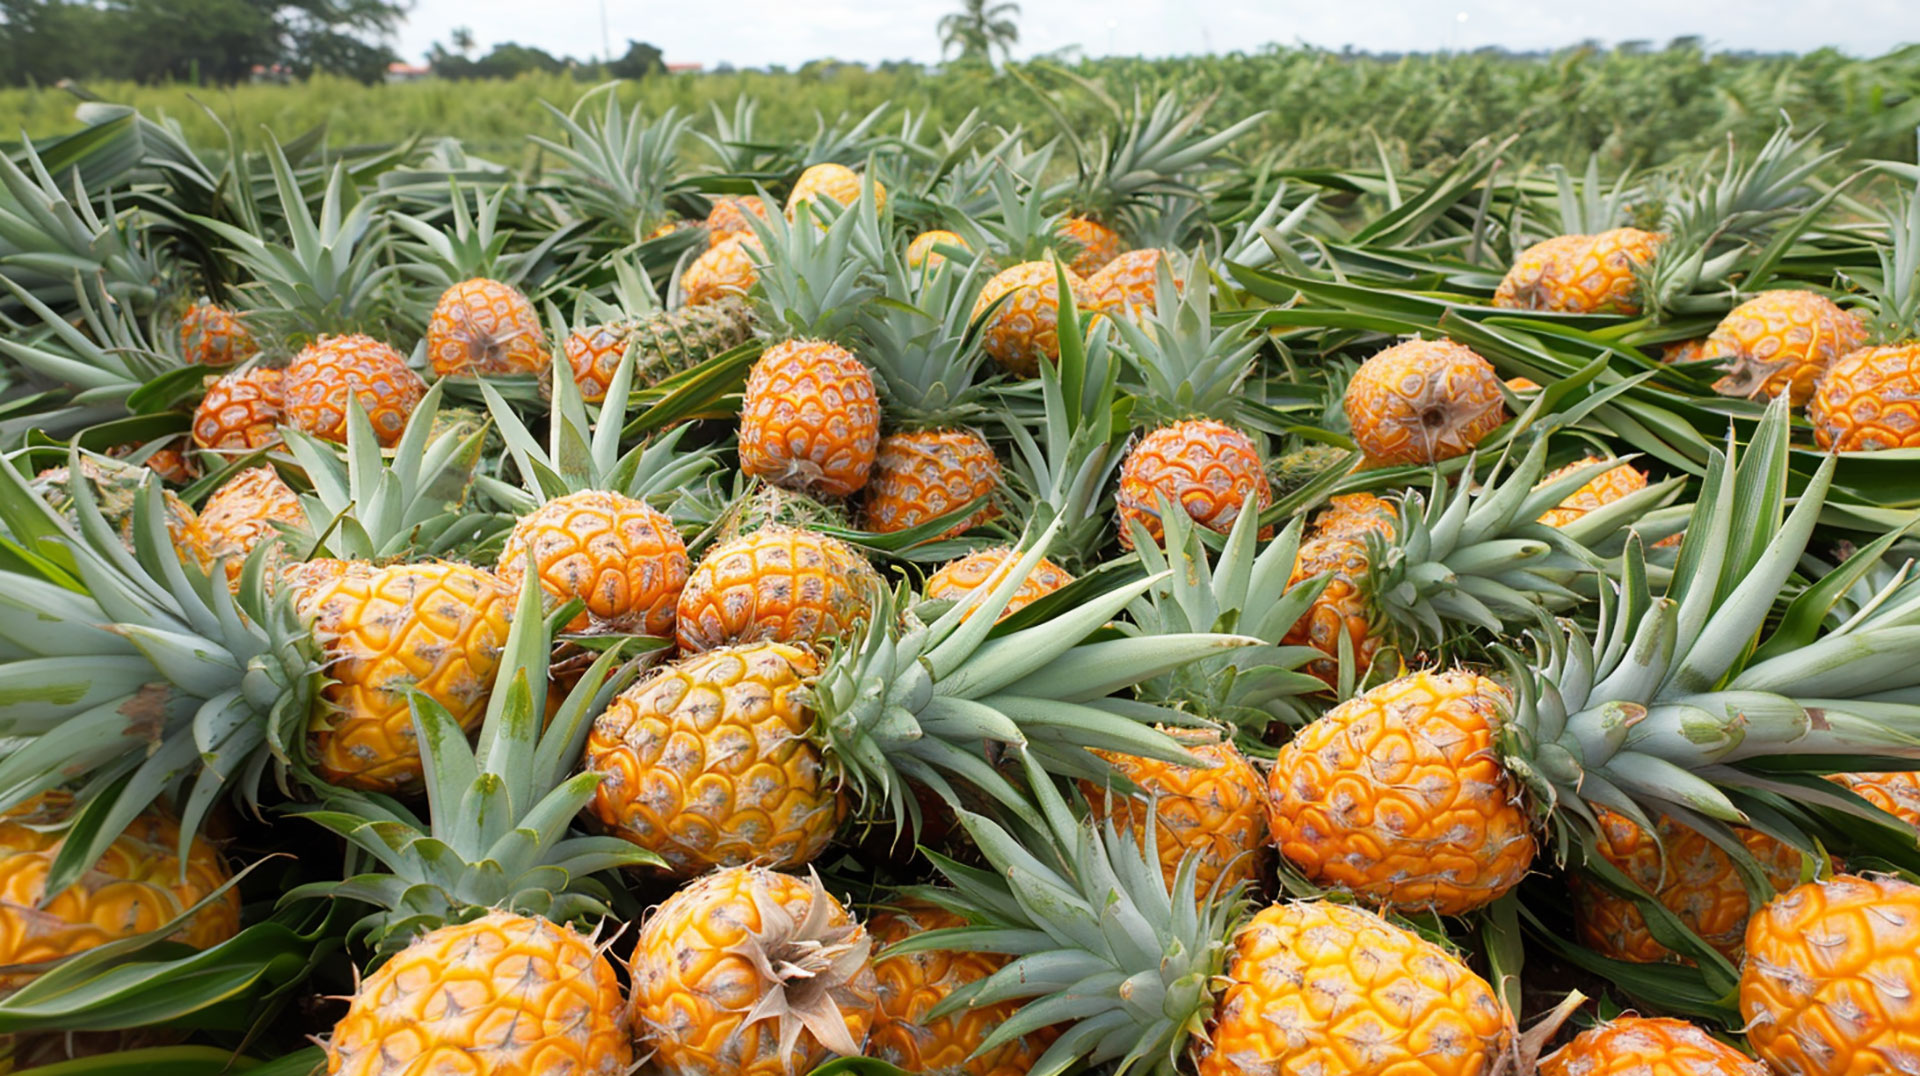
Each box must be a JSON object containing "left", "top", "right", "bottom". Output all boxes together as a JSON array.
[{"left": 389, "top": 0, "right": 1920, "bottom": 69}]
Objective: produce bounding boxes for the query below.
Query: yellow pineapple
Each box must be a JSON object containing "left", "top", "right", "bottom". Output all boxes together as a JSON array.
[
  {"left": 630, "top": 866, "right": 878, "bottom": 1076},
  {"left": 705, "top": 194, "right": 771, "bottom": 246},
  {"left": 1054, "top": 215, "right": 1124, "bottom": 276},
  {"left": 673, "top": 527, "right": 880, "bottom": 653},
  {"left": 864, "top": 430, "right": 1000, "bottom": 537},
  {"left": 427, "top": 277, "right": 549, "bottom": 378},
  {"left": 972, "top": 260, "right": 1095, "bottom": 377},
  {"left": 1083, "top": 729, "right": 1271, "bottom": 896},
  {"left": 869, "top": 902, "right": 1058, "bottom": 1076},
  {"left": 285, "top": 333, "right": 426, "bottom": 447},
  {"left": 583, "top": 642, "right": 841, "bottom": 876},
  {"left": 786, "top": 161, "right": 886, "bottom": 219},
  {"left": 922, "top": 546, "right": 1073, "bottom": 622},
  {"left": 325, "top": 911, "right": 630, "bottom": 1076},
  {"left": 1538, "top": 456, "right": 1650, "bottom": 528},
  {"left": 1344, "top": 338, "right": 1508, "bottom": 466},
  {"left": 1116, "top": 419, "right": 1272, "bottom": 549},
  {"left": 1706, "top": 289, "right": 1867, "bottom": 405},
  {"left": 191, "top": 365, "right": 284, "bottom": 453},
  {"left": 1829, "top": 770, "right": 1920, "bottom": 826},
  {"left": 1808, "top": 175, "right": 1920, "bottom": 450},
  {"left": 738, "top": 339, "right": 880, "bottom": 499},
  {"left": 682, "top": 234, "right": 763, "bottom": 307},
  {"left": 1540, "top": 1017, "right": 1768, "bottom": 1076},
  {"left": 1086, "top": 247, "right": 1184, "bottom": 314},
  {"left": 495, "top": 489, "right": 688, "bottom": 636},
  {"left": 190, "top": 465, "right": 304, "bottom": 583},
  {"left": 906, "top": 229, "right": 969, "bottom": 270},
  {"left": 1493, "top": 228, "right": 1664, "bottom": 314}
]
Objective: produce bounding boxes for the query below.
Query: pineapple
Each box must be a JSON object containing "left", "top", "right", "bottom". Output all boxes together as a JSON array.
[
  {"left": 1829, "top": 770, "right": 1920, "bottom": 826},
  {"left": 177, "top": 300, "right": 257, "bottom": 366},
  {"left": 495, "top": 489, "right": 687, "bottom": 636},
  {"left": 108, "top": 437, "right": 199, "bottom": 485},
  {"left": 629, "top": 866, "right": 878, "bottom": 1076},
  {"left": 859, "top": 249, "right": 1001, "bottom": 538},
  {"left": 682, "top": 234, "right": 763, "bottom": 307},
  {"left": 739, "top": 339, "right": 880, "bottom": 498},
  {"left": 0, "top": 792, "right": 239, "bottom": 990},
  {"left": 787, "top": 160, "right": 886, "bottom": 218},
  {"left": 1809, "top": 173, "right": 1920, "bottom": 451},
  {"left": 1539, "top": 1017, "right": 1769, "bottom": 1076},
  {"left": 706, "top": 193, "right": 772, "bottom": 246},
  {"left": 673, "top": 526, "right": 880, "bottom": 654},
  {"left": 1570, "top": 808, "right": 1803, "bottom": 965},
  {"left": 1343, "top": 338, "right": 1508, "bottom": 466},
  {"left": 1055, "top": 215, "right": 1124, "bottom": 276},
  {"left": 1082, "top": 728, "right": 1271, "bottom": 896},
  {"left": 191, "top": 465, "right": 304, "bottom": 581},
  {"left": 921, "top": 546, "right": 1073, "bottom": 621},
  {"left": 868, "top": 901, "right": 1058, "bottom": 1076},
  {"left": 1110, "top": 254, "right": 1272, "bottom": 548},
  {"left": 1538, "top": 456, "right": 1650, "bottom": 527},
  {"left": 1740, "top": 874, "right": 1920, "bottom": 1076},
  {"left": 284, "top": 333, "right": 426, "bottom": 447},
  {"left": 972, "top": 259, "right": 1093, "bottom": 377},
  {"left": 563, "top": 295, "right": 754, "bottom": 403},
  {"left": 1495, "top": 228, "right": 1664, "bottom": 314},
  {"left": 32, "top": 452, "right": 200, "bottom": 555},
  {"left": 907, "top": 228, "right": 970, "bottom": 270},
  {"left": 1086, "top": 247, "right": 1184, "bottom": 314},
  {"left": 427, "top": 277, "right": 549, "bottom": 378},
  {"left": 1705, "top": 289, "right": 1866, "bottom": 405},
  {"left": 192, "top": 365, "right": 284, "bottom": 452}
]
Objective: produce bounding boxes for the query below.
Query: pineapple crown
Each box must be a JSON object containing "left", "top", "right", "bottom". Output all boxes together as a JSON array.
[
  {"left": 0, "top": 136, "right": 163, "bottom": 325},
  {"left": 887, "top": 749, "right": 1243, "bottom": 1076},
  {"left": 1109, "top": 253, "right": 1262, "bottom": 425},
  {"left": 280, "top": 384, "right": 492, "bottom": 561},
  {"left": 1547, "top": 155, "right": 1642, "bottom": 237},
  {"left": 966, "top": 160, "right": 1069, "bottom": 265},
  {"left": 0, "top": 266, "right": 182, "bottom": 414},
  {"left": 480, "top": 345, "right": 720, "bottom": 511},
  {"left": 856, "top": 248, "right": 995, "bottom": 427},
  {"left": 192, "top": 139, "right": 397, "bottom": 344},
  {"left": 931, "top": 130, "right": 1057, "bottom": 224},
  {"left": 1028, "top": 77, "right": 1268, "bottom": 218},
  {"left": 1123, "top": 503, "right": 1331, "bottom": 734},
  {"left": 812, "top": 510, "right": 1258, "bottom": 841},
  {"left": 745, "top": 176, "right": 885, "bottom": 344},
  {"left": 1853, "top": 169, "right": 1920, "bottom": 344},
  {"left": 532, "top": 83, "right": 693, "bottom": 239},
  {"left": 0, "top": 448, "right": 319, "bottom": 895},
  {"left": 390, "top": 181, "right": 522, "bottom": 296},
  {"left": 286, "top": 568, "right": 654, "bottom": 949}
]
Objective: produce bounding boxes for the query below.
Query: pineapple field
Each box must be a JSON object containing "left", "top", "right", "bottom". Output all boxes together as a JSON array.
[{"left": 8, "top": 60, "right": 1920, "bottom": 1076}]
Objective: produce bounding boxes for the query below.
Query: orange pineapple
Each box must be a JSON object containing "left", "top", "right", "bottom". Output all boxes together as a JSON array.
[
  {"left": 191, "top": 465, "right": 304, "bottom": 581},
  {"left": 1809, "top": 344, "right": 1920, "bottom": 451},
  {"left": 0, "top": 793, "right": 239, "bottom": 989},
  {"left": 284, "top": 334, "right": 426, "bottom": 447},
  {"left": 177, "top": 301, "right": 257, "bottom": 366},
  {"left": 972, "top": 260, "right": 1095, "bottom": 377},
  {"left": 674, "top": 527, "right": 880, "bottom": 653},
  {"left": 1571, "top": 808, "right": 1803, "bottom": 965},
  {"left": 1281, "top": 531, "right": 1378, "bottom": 683},
  {"left": 427, "top": 277, "right": 549, "bottom": 378},
  {"left": 706, "top": 194, "right": 771, "bottom": 246},
  {"left": 495, "top": 490, "right": 688, "bottom": 636},
  {"left": 1740, "top": 874, "right": 1920, "bottom": 1076},
  {"left": 1082, "top": 730, "right": 1271, "bottom": 896},
  {"left": 326, "top": 911, "right": 630, "bottom": 1076},
  {"left": 1196, "top": 899, "right": 1514, "bottom": 1076},
  {"left": 1493, "top": 228, "right": 1664, "bottom": 314},
  {"left": 922, "top": 547, "right": 1074, "bottom": 622},
  {"left": 192, "top": 366, "right": 284, "bottom": 452},
  {"left": 1267, "top": 669, "right": 1537, "bottom": 915},
  {"left": 1538, "top": 457, "right": 1650, "bottom": 528},
  {"left": 1115, "top": 419, "right": 1273, "bottom": 549},
  {"left": 1344, "top": 338, "right": 1508, "bottom": 466},
  {"left": 864, "top": 429, "right": 1000, "bottom": 538},
  {"left": 1539, "top": 1016, "right": 1768, "bottom": 1076},
  {"left": 786, "top": 161, "right": 885, "bottom": 218},
  {"left": 906, "top": 229, "right": 969, "bottom": 270},
  {"left": 584, "top": 643, "right": 839, "bottom": 876},
  {"left": 1706, "top": 290, "right": 1867, "bottom": 405},
  {"left": 630, "top": 866, "right": 878, "bottom": 1076},
  {"left": 1086, "top": 247, "right": 1183, "bottom": 314},
  {"left": 682, "top": 234, "right": 763, "bottom": 307},
  {"left": 1055, "top": 215, "right": 1124, "bottom": 276},
  {"left": 738, "top": 339, "right": 880, "bottom": 499},
  {"left": 299, "top": 562, "right": 514, "bottom": 792},
  {"left": 1829, "top": 770, "right": 1920, "bottom": 826},
  {"left": 869, "top": 902, "right": 1059, "bottom": 1076},
  {"left": 1314, "top": 491, "right": 1398, "bottom": 539}
]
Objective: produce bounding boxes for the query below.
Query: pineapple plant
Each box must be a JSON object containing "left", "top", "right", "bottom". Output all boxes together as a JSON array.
[
  {"left": 1740, "top": 874, "right": 1920, "bottom": 1076},
  {"left": 1809, "top": 171, "right": 1920, "bottom": 451},
  {"left": 559, "top": 258, "right": 755, "bottom": 403},
  {"left": 867, "top": 900, "right": 1059, "bottom": 1076},
  {"left": 31, "top": 451, "right": 201, "bottom": 554},
  {"left": 283, "top": 333, "right": 426, "bottom": 447},
  {"left": 191, "top": 365, "right": 285, "bottom": 452},
  {"left": 1343, "top": 337, "right": 1508, "bottom": 466},
  {"left": 176, "top": 300, "right": 257, "bottom": 366},
  {"left": 1539, "top": 1017, "right": 1769, "bottom": 1076},
  {"left": 907, "top": 228, "right": 970, "bottom": 270}
]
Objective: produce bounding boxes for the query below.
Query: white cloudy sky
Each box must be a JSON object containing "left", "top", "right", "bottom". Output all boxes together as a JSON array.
[{"left": 390, "top": 0, "right": 1920, "bottom": 68}]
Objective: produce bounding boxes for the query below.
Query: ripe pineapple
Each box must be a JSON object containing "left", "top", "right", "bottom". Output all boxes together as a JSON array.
[
  {"left": 1571, "top": 808, "right": 1803, "bottom": 964},
  {"left": 300, "top": 561, "right": 514, "bottom": 791},
  {"left": 108, "top": 437, "right": 198, "bottom": 485},
  {"left": 786, "top": 161, "right": 886, "bottom": 218},
  {"left": 563, "top": 295, "right": 754, "bottom": 403},
  {"left": 326, "top": 911, "right": 631, "bottom": 1076},
  {"left": 972, "top": 260, "right": 1093, "bottom": 377},
  {"left": 630, "top": 867, "right": 879, "bottom": 1076},
  {"left": 682, "top": 234, "right": 763, "bottom": 307},
  {"left": 705, "top": 193, "right": 771, "bottom": 246},
  {"left": 1705, "top": 289, "right": 1866, "bottom": 405},
  {"left": 1539, "top": 1017, "right": 1769, "bottom": 1076},
  {"left": 495, "top": 489, "right": 688, "bottom": 636},
  {"left": 1055, "top": 215, "right": 1125, "bottom": 276},
  {"left": 1538, "top": 456, "right": 1650, "bottom": 527},
  {"left": 1740, "top": 875, "right": 1920, "bottom": 1076},
  {"left": 738, "top": 339, "right": 880, "bottom": 499},
  {"left": 191, "top": 465, "right": 304, "bottom": 581},
  {"left": 1083, "top": 729, "right": 1271, "bottom": 896},
  {"left": 1344, "top": 338, "right": 1508, "bottom": 466},
  {"left": 284, "top": 333, "right": 426, "bottom": 447},
  {"left": 922, "top": 546, "right": 1073, "bottom": 621},
  {"left": 1086, "top": 247, "right": 1184, "bottom": 313},
  {"left": 868, "top": 901, "right": 1059, "bottom": 1076},
  {"left": 1116, "top": 419, "right": 1272, "bottom": 549},
  {"left": 1267, "top": 669, "right": 1538, "bottom": 915},
  {"left": 0, "top": 793, "right": 239, "bottom": 990},
  {"left": 907, "top": 228, "right": 969, "bottom": 270},
  {"left": 1314, "top": 491, "right": 1398, "bottom": 539},
  {"left": 427, "top": 277, "right": 549, "bottom": 378},
  {"left": 866, "top": 431, "right": 1000, "bottom": 536},
  {"left": 177, "top": 300, "right": 257, "bottom": 366},
  {"left": 583, "top": 642, "right": 840, "bottom": 876},
  {"left": 1494, "top": 228, "right": 1664, "bottom": 314},
  {"left": 192, "top": 365, "right": 284, "bottom": 452},
  {"left": 1807, "top": 174, "right": 1920, "bottom": 450},
  {"left": 674, "top": 527, "right": 880, "bottom": 653},
  {"left": 1829, "top": 770, "right": 1920, "bottom": 826}
]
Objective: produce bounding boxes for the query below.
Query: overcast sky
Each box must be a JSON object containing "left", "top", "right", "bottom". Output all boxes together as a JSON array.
[{"left": 390, "top": 0, "right": 1920, "bottom": 68}]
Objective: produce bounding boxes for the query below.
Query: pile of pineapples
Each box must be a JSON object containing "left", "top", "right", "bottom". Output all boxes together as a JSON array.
[{"left": 7, "top": 86, "right": 1920, "bottom": 1076}]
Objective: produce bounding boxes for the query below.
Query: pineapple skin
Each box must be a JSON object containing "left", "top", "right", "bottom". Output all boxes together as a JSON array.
[
  {"left": 972, "top": 260, "right": 1094, "bottom": 378},
  {"left": 1083, "top": 732, "right": 1272, "bottom": 897},
  {"left": 1115, "top": 419, "right": 1273, "bottom": 549},
  {"left": 1540, "top": 1016, "right": 1769, "bottom": 1076},
  {"left": 1056, "top": 215, "right": 1125, "bottom": 277},
  {"left": 427, "top": 277, "right": 549, "bottom": 378},
  {"left": 285, "top": 333, "right": 426, "bottom": 447},
  {"left": 862, "top": 428, "right": 1001, "bottom": 538},
  {"left": 1706, "top": 289, "right": 1867, "bottom": 405},
  {"left": 1809, "top": 342, "right": 1920, "bottom": 451},
  {"left": 325, "top": 911, "right": 631, "bottom": 1076},
  {"left": 177, "top": 301, "right": 258, "bottom": 367},
  {"left": 683, "top": 234, "right": 763, "bottom": 307},
  {"left": 564, "top": 294, "right": 755, "bottom": 403},
  {"left": 1344, "top": 338, "right": 1507, "bottom": 466},
  {"left": 192, "top": 366, "right": 285, "bottom": 452},
  {"left": 922, "top": 547, "right": 1074, "bottom": 623},
  {"left": 1538, "top": 456, "right": 1650, "bottom": 528},
  {"left": 583, "top": 642, "right": 841, "bottom": 876},
  {"left": 674, "top": 527, "right": 879, "bottom": 654},
  {"left": 496, "top": 490, "right": 688, "bottom": 636},
  {"left": 868, "top": 902, "right": 1059, "bottom": 1076}
]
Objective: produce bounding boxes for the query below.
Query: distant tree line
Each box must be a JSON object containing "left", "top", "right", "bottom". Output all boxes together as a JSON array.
[{"left": 426, "top": 34, "right": 664, "bottom": 80}]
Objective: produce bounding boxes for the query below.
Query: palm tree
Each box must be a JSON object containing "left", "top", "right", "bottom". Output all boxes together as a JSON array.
[{"left": 938, "top": 0, "right": 1020, "bottom": 67}]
